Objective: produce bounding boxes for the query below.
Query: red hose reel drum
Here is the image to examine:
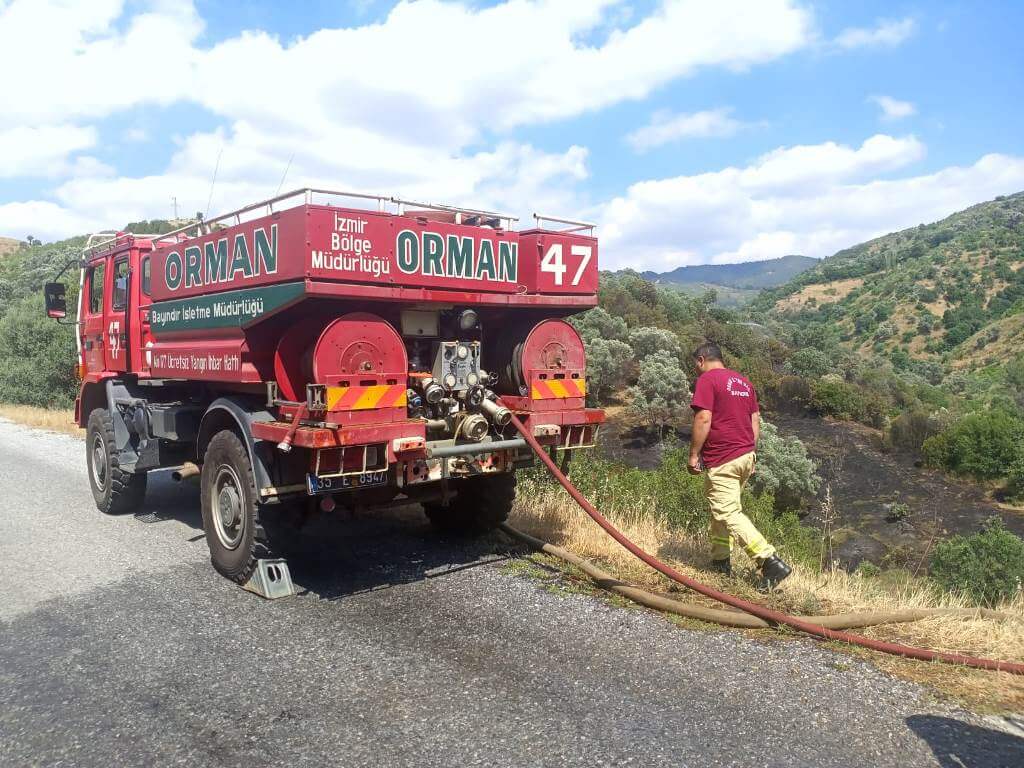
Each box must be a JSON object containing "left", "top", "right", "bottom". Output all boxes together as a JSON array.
[
  {"left": 513, "top": 319, "right": 587, "bottom": 401},
  {"left": 273, "top": 312, "right": 407, "bottom": 402},
  {"left": 313, "top": 312, "right": 407, "bottom": 386}
]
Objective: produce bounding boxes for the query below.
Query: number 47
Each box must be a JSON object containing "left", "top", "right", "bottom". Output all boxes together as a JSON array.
[{"left": 540, "top": 243, "right": 592, "bottom": 286}]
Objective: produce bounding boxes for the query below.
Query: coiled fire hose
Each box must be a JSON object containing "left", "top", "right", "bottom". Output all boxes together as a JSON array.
[{"left": 502, "top": 409, "right": 1024, "bottom": 675}]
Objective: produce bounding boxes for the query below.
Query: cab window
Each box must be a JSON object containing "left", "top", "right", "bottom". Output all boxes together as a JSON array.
[
  {"left": 88, "top": 263, "right": 105, "bottom": 315},
  {"left": 141, "top": 256, "right": 151, "bottom": 297},
  {"left": 112, "top": 257, "right": 129, "bottom": 310}
]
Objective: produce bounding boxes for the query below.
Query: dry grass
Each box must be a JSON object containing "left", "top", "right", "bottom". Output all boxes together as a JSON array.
[
  {"left": 0, "top": 404, "right": 81, "bottom": 436},
  {"left": 773, "top": 277, "right": 863, "bottom": 312},
  {"left": 952, "top": 313, "right": 1024, "bottom": 370},
  {"left": 510, "top": 489, "right": 1024, "bottom": 712},
  {"left": 0, "top": 236, "right": 20, "bottom": 258}
]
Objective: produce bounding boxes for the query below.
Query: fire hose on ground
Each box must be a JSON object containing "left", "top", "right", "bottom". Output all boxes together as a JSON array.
[{"left": 501, "top": 409, "right": 1024, "bottom": 675}]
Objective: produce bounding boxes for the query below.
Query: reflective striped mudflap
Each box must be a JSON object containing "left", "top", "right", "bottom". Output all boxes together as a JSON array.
[
  {"left": 326, "top": 384, "right": 407, "bottom": 410},
  {"left": 531, "top": 378, "right": 586, "bottom": 399}
]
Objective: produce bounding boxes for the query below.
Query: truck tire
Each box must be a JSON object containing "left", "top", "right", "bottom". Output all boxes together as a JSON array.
[
  {"left": 425, "top": 472, "right": 515, "bottom": 534},
  {"left": 200, "top": 429, "right": 275, "bottom": 583},
  {"left": 86, "top": 408, "right": 147, "bottom": 515}
]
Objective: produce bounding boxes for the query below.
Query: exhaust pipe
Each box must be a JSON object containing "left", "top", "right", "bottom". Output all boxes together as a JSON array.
[
  {"left": 480, "top": 397, "right": 511, "bottom": 427},
  {"left": 172, "top": 462, "right": 201, "bottom": 482}
]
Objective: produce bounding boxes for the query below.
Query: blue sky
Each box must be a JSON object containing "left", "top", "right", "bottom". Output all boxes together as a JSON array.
[{"left": 1, "top": 1, "right": 1022, "bottom": 270}]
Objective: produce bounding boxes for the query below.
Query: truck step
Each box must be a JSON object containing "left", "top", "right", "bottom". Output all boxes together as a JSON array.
[{"left": 241, "top": 559, "right": 296, "bottom": 600}]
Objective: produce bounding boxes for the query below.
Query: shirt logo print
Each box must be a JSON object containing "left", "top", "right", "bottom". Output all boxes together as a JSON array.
[{"left": 726, "top": 377, "right": 751, "bottom": 397}]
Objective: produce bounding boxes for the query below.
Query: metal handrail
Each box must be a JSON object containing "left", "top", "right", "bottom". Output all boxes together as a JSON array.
[
  {"left": 532, "top": 213, "right": 596, "bottom": 234},
  {"left": 81, "top": 230, "right": 174, "bottom": 260},
  {"left": 79, "top": 190, "right": 593, "bottom": 259},
  {"left": 151, "top": 188, "right": 520, "bottom": 245}
]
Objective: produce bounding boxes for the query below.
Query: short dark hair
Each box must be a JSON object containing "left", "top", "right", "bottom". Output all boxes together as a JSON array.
[{"left": 692, "top": 342, "right": 722, "bottom": 361}]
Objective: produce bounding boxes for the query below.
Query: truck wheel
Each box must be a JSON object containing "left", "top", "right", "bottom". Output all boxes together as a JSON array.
[
  {"left": 425, "top": 472, "right": 515, "bottom": 534},
  {"left": 86, "top": 408, "right": 147, "bottom": 515},
  {"left": 200, "top": 430, "right": 274, "bottom": 583}
]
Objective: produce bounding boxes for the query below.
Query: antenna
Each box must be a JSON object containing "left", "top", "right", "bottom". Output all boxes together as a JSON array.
[
  {"left": 171, "top": 195, "right": 178, "bottom": 219},
  {"left": 205, "top": 146, "right": 224, "bottom": 220},
  {"left": 275, "top": 152, "right": 295, "bottom": 196}
]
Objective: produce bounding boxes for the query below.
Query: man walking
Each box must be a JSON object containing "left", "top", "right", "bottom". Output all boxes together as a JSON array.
[{"left": 687, "top": 343, "right": 791, "bottom": 586}]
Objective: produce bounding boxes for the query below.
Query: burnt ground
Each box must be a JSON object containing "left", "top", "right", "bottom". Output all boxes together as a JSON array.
[
  {"left": 598, "top": 409, "right": 1024, "bottom": 568},
  {"left": 771, "top": 414, "right": 1024, "bottom": 568}
]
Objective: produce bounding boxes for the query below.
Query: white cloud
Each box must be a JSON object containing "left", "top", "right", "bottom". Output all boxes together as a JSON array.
[
  {"left": 0, "top": 0, "right": 816, "bottom": 239},
  {"left": 835, "top": 17, "right": 916, "bottom": 49},
  {"left": 626, "top": 108, "right": 744, "bottom": 151},
  {"left": 870, "top": 95, "right": 916, "bottom": 120},
  {"left": 598, "top": 135, "right": 1024, "bottom": 270},
  {"left": 0, "top": 124, "right": 97, "bottom": 178},
  {"left": 0, "top": 200, "right": 97, "bottom": 242}
]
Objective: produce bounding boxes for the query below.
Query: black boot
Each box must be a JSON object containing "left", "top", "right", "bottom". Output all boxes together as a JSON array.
[
  {"left": 709, "top": 558, "right": 732, "bottom": 576},
  {"left": 760, "top": 555, "right": 792, "bottom": 587}
]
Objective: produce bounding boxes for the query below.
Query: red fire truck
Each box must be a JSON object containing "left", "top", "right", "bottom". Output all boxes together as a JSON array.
[{"left": 44, "top": 189, "right": 603, "bottom": 586}]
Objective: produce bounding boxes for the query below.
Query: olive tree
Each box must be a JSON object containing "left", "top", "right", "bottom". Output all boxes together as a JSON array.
[
  {"left": 628, "top": 326, "right": 682, "bottom": 363},
  {"left": 751, "top": 420, "right": 821, "bottom": 511},
  {"left": 585, "top": 337, "right": 633, "bottom": 405},
  {"left": 571, "top": 307, "right": 628, "bottom": 343},
  {"left": 628, "top": 350, "right": 689, "bottom": 436}
]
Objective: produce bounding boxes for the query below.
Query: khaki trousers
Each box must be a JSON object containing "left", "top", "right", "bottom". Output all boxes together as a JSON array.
[{"left": 704, "top": 451, "right": 776, "bottom": 563}]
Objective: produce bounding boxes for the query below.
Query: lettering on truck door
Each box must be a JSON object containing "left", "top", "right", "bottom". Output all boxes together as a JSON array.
[{"left": 105, "top": 253, "right": 130, "bottom": 373}]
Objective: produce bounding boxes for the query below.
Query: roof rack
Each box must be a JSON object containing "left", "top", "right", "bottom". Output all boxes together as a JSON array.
[
  {"left": 79, "top": 191, "right": 595, "bottom": 258},
  {"left": 532, "top": 213, "right": 596, "bottom": 235},
  {"left": 151, "top": 188, "right": 521, "bottom": 246},
  {"left": 80, "top": 231, "right": 168, "bottom": 261}
]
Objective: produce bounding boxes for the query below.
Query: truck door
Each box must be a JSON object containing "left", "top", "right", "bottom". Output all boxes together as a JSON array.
[
  {"left": 132, "top": 252, "right": 154, "bottom": 374},
  {"left": 80, "top": 259, "right": 106, "bottom": 377},
  {"left": 104, "top": 251, "right": 131, "bottom": 372}
]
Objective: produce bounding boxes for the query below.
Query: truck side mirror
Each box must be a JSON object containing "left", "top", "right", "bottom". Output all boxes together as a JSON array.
[{"left": 44, "top": 282, "right": 67, "bottom": 319}]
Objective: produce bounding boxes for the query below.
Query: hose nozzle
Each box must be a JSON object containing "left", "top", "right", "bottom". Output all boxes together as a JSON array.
[{"left": 480, "top": 397, "right": 512, "bottom": 427}]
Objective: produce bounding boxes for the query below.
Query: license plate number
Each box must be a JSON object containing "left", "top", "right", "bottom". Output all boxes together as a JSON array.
[{"left": 306, "top": 470, "right": 388, "bottom": 495}]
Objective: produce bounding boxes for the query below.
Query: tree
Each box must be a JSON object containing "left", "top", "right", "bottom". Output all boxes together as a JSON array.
[
  {"left": 785, "top": 348, "right": 831, "bottom": 379},
  {"left": 572, "top": 307, "right": 628, "bottom": 344},
  {"left": 628, "top": 326, "right": 681, "bottom": 363},
  {"left": 585, "top": 338, "right": 633, "bottom": 405},
  {"left": 1007, "top": 352, "right": 1024, "bottom": 394},
  {"left": 628, "top": 351, "right": 689, "bottom": 435},
  {"left": 751, "top": 420, "right": 821, "bottom": 511}
]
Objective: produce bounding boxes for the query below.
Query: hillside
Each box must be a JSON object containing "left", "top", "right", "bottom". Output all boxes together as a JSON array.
[
  {"left": 643, "top": 254, "right": 816, "bottom": 290},
  {"left": 0, "top": 237, "right": 21, "bottom": 259},
  {"left": 755, "top": 192, "right": 1024, "bottom": 371}
]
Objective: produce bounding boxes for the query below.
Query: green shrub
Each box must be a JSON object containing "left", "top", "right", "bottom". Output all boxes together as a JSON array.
[
  {"left": 888, "top": 410, "right": 942, "bottom": 455},
  {"left": 0, "top": 294, "right": 78, "bottom": 407},
  {"left": 785, "top": 348, "right": 831, "bottom": 379},
  {"left": 929, "top": 518, "right": 1024, "bottom": 606},
  {"left": 855, "top": 561, "right": 882, "bottom": 578},
  {"left": 922, "top": 410, "right": 1024, "bottom": 479},
  {"left": 752, "top": 420, "right": 820, "bottom": 511},
  {"left": 809, "top": 379, "right": 887, "bottom": 427}
]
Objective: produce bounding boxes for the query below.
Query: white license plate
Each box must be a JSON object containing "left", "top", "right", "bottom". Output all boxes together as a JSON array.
[{"left": 306, "top": 470, "right": 388, "bottom": 496}]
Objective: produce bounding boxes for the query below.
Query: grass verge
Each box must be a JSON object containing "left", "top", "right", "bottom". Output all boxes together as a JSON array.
[{"left": 0, "top": 404, "right": 80, "bottom": 436}]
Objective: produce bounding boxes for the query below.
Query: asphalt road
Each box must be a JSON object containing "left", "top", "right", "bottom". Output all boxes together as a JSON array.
[{"left": 1, "top": 418, "right": 1023, "bottom": 767}]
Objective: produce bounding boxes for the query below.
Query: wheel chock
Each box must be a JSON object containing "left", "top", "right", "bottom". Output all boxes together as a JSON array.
[{"left": 242, "top": 559, "right": 296, "bottom": 599}]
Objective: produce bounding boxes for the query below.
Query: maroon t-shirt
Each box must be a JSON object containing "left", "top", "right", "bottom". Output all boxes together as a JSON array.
[{"left": 690, "top": 367, "right": 759, "bottom": 468}]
